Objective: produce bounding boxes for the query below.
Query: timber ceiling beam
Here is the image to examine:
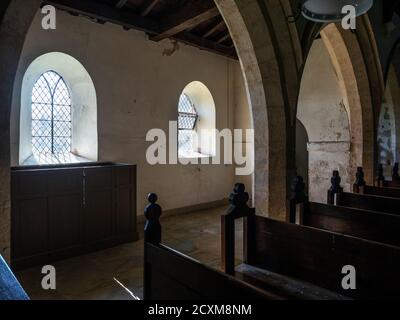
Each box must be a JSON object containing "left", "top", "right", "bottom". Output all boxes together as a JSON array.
[
  {"left": 203, "top": 20, "right": 225, "bottom": 38},
  {"left": 141, "top": 0, "right": 160, "bottom": 17},
  {"left": 42, "top": 0, "right": 237, "bottom": 59},
  {"left": 44, "top": 0, "right": 159, "bottom": 34},
  {"left": 115, "top": 0, "right": 128, "bottom": 9},
  {"left": 150, "top": 0, "right": 220, "bottom": 42}
]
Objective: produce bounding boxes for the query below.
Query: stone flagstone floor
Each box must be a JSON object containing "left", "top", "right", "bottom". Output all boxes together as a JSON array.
[{"left": 16, "top": 206, "right": 244, "bottom": 300}]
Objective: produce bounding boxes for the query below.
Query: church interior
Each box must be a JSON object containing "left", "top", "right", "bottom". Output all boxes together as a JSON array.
[{"left": 1, "top": 0, "right": 400, "bottom": 301}]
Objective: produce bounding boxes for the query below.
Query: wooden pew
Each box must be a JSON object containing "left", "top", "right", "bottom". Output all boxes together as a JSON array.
[
  {"left": 327, "top": 170, "right": 400, "bottom": 216},
  {"left": 377, "top": 163, "right": 400, "bottom": 188},
  {"left": 288, "top": 176, "right": 400, "bottom": 247},
  {"left": 143, "top": 193, "right": 280, "bottom": 300},
  {"left": 222, "top": 184, "right": 400, "bottom": 299},
  {"left": 353, "top": 167, "right": 400, "bottom": 198}
]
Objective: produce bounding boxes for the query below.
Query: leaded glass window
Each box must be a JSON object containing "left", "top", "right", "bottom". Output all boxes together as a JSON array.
[
  {"left": 178, "top": 94, "right": 198, "bottom": 155},
  {"left": 31, "top": 71, "right": 72, "bottom": 155}
]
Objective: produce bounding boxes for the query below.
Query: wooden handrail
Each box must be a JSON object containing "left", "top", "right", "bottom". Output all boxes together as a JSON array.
[{"left": 221, "top": 183, "right": 255, "bottom": 275}]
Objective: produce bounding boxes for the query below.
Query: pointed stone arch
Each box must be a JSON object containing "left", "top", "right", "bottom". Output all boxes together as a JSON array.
[
  {"left": 215, "top": 0, "right": 301, "bottom": 220},
  {"left": 319, "top": 23, "right": 375, "bottom": 184}
]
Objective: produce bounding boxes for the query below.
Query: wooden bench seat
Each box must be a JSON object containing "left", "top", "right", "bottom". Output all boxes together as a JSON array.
[
  {"left": 235, "top": 263, "right": 349, "bottom": 300},
  {"left": 145, "top": 242, "right": 279, "bottom": 300}
]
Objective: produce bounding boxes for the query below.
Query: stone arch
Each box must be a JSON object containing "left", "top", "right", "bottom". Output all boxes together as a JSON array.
[
  {"left": 386, "top": 58, "right": 400, "bottom": 163},
  {"left": 0, "top": 0, "right": 42, "bottom": 261},
  {"left": 297, "top": 37, "right": 352, "bottom": 202},
  {"left": 320, "top": 23, "right": 375, "bottom": 185},
  {"left": 296, "top": 118, "right": 309, "bottom": 191},
  {"left": 378, "top": 64, "right": 398, "bottom": 167},
  {"left": 215, "top": 0, "right": 300, "bottom": 219}
]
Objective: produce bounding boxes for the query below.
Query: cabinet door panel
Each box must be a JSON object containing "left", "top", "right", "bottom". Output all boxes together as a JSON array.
[
  {"left": 16, "top": 199, "right": 48, "bottom": 257},
  {"left": 49, "top": 195, "right": 82, "bottom": 250},
  {"left": 116, "top": 187, "right": 131, "bottom": 234},
  {"left": 85, "top": 190, "right": 113, "bottom": 242}
]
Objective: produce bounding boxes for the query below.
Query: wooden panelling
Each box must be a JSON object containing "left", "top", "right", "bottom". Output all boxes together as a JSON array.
[
  {"left": 48, "top": 195, "right": 82, "bottom": 250},
  {"left": 14, "top": 199, "right": 48, "bottom": 258},
  {"left": 11, "top": 163, "right": 138, "bottom": 269},
  {"left": 85, "top": 190, "right": 113, "bottom": 243}
]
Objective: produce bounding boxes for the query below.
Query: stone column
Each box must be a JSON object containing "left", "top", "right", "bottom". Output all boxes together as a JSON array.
[{"left": 0, "top": 0, "right": 41, "bottom": 263}]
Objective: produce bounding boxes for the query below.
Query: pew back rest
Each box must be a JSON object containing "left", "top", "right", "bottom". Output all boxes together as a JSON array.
[
  {"left": 364, "top": 186, "right": 400, "bottom": 198},
  {"left": 145, "top": 242, "right": 279, "bottom": 300},
  {"left": 303, "top": 202, "right": 400, "bottom": 247},
  {"left": 251, "top": 216, "right": 400, "bottom": 299},
  {"left": 338, "top": 192, "right": 400, "bottom": 215},
  {"left": 383, "top": 180, "right": 400, "bottom": 188}
]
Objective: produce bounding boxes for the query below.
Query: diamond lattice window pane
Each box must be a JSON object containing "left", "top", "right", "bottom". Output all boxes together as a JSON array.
[
  {"left": 178, "top": 94, "right": 198, "bottom": 131},
  {"left": 31, "top": 71, "right": 72, "bottom": 155},
  {"left": 178, "top": 93, "right": 198, "bottom": 156},
  {"left": 178, "top": 94, "right": 196, "bottom": 114},
  {"left": 178, "top": 114, "right": 197, "bottom": 130},
  {"left": 32, "top": 103, "right": 52, "bottom": 121},
  {"left": 179, "top": 130, "right": 195, "bottom": 155}
]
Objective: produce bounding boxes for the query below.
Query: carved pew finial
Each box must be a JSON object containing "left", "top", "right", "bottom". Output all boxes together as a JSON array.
[
  {"left": 222, "top": 183, "right": 255, "bottom": 275},
  {"left": 377, "top": 164, "right": 385, "bottom": 184},
  {"left": 355, "top": 167, "right": 366, "bottom": 187},
  {"left": 328, "top": 170, "right": 343, "bottom": 205},
  {"left": 330, "top": 170, "right": 343, "bottom": 193},
  {"left": 144, "top": 193, "right": 162, "bottom": 244},
  {"left": 393, "top": 163, "right": 400, "bottom": 181},
  {"left": 353, "top": 167, "right": 366, "bottom": 194},
  {"left": 288, "top": 176, "right": 307, "bottom": 224},
  {"left": 290, "top": 176, "right": 307, "bottom": 203},
  {"left": 227, "top": 183, "right": 250, "bottom": 215}
]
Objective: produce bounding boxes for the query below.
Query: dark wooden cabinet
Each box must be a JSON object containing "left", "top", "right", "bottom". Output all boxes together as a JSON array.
[{"left": 11, "top": 162, "right": 138, "bottom": 269}]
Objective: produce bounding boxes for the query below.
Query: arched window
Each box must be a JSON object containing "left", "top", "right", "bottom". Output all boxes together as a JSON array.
[
  {"left": 31, "top": 71, "right": 72, "bottom": 156},
  {"left": 19, "top": 52, "right": 98, "bottom": 165},
  {"left": 177, "top": 81, "right": 216, "bottom": 159},
  {"left": 178, "top": 93, "right": 198, "bottom": 156}
]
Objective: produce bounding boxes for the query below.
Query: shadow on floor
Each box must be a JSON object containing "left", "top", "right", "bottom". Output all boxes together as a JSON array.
[{"left": 16, "top": 205, "right": 244, "bottom": 300}]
